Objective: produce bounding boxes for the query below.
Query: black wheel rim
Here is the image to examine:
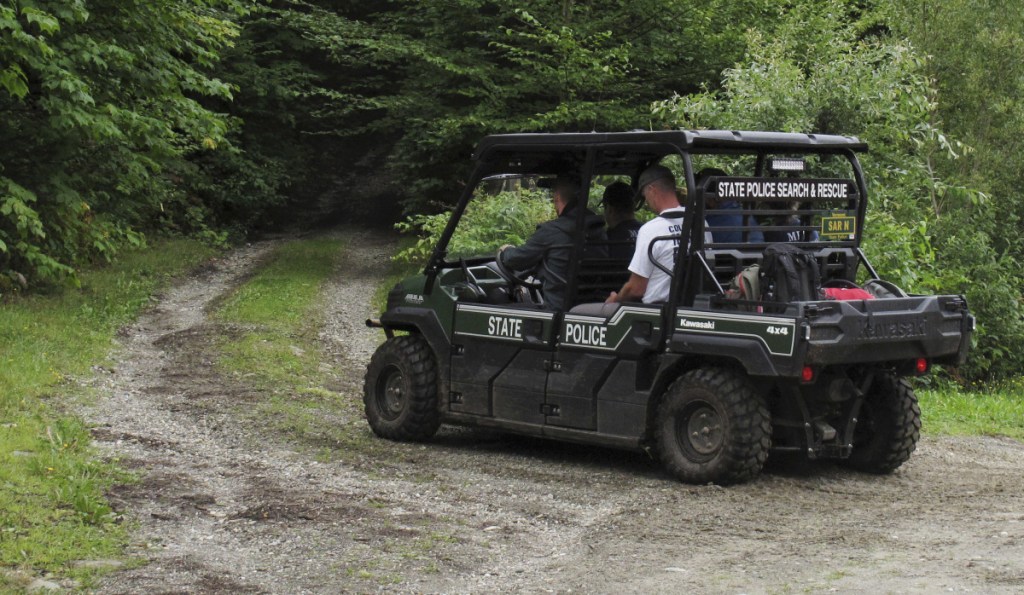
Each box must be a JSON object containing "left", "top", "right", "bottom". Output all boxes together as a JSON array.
[
  {"left": 678, "top": 401, "right": 724, "bottom": 459},
  {"left": 376, "top": 364, "right": 405, "bottom": 421}
]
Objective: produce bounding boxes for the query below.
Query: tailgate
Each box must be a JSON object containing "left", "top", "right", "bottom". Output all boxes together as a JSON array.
[{"left": 804, "top": 295, "right": 972, "bottom": 366}]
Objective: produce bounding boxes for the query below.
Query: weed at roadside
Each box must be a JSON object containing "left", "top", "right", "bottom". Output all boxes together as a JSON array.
[
  {"left": 919, "top": 378, "right": 1024, "bottom": 439},
  {"left": 0, "top": 239, "right": 215, "bottom": 587}
]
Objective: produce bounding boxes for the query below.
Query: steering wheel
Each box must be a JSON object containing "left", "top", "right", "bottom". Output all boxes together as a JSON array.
[{"left": 495, "top": 248, "right": 543, "bottom": 289}]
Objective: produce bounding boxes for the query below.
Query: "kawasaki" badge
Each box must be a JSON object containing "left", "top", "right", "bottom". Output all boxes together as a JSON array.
[{"left": 857, "top": 318, "right": 926, "bottom": 341}]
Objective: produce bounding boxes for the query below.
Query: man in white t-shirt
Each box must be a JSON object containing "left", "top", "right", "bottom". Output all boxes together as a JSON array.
[{"left": 606, "top": 164, "right": 705, "bottom": 304}]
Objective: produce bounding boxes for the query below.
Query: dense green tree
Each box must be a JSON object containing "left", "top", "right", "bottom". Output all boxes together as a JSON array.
[
  {"left": 892, "top": 0, "right": 1024, "bottom": 382},
  {"left": 896, "top": 0, "right": 1024, "bottom": 233},
  {"left": 248, "top": 0, "right": 769, "bottom": 212},
  {"left": 0, "top": 0, "right": 247, "bottom": 287}
]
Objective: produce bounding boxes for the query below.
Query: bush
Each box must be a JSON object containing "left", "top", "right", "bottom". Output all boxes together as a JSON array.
[
  {"left": 394, "top": 189, "right": 554, "bottom": 266},
  {"left": 927, "top": 221, "right": 1024, "bottom": 381}
]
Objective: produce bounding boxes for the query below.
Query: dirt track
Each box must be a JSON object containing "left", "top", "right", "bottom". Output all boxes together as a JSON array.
[{"left": 85, "top": 228, "right": 1024, "bottom": 594}]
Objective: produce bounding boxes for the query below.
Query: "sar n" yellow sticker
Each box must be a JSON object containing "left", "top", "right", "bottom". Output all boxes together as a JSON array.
[{"left": 820, "top": 212, "right": 857, "bottom": 240}]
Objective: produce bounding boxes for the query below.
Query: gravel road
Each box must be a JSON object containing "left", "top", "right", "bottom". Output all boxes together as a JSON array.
[{"left": 84, "top": 228, "right": 1024, "bottom": 594}]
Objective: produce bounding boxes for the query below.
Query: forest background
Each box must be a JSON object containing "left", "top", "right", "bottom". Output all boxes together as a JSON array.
[{"left": 2, "top": 0, "right": 1022, "bottom": 385}]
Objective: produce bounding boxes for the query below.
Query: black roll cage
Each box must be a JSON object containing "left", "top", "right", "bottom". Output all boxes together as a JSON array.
[{"left": 423, "top": 130, "right": 870, "bottom": 318}]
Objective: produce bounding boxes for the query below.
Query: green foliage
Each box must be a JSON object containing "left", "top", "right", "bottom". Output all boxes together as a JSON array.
[
  {"left": 0, "top": 0, "right": 250, "bottom": 285},
  {"left": 926, "top": 219, "right": 1024, "bottom": 381},
  {"left": 858, "top": 212, "right": 937, "bottom": 290},
  {"left": 896, "top": 0, "right": 1024, "bottom": 243},
  {"left": 394, "top": 189, "right": 554, "bottom": 265},
  {"left": 262, "top": 0, "right": 765, "bottom": 211},
  {"left": 202, "top": 3, "right": 342, "bottom": 222},
  {"left": 653, "top": 1, "right": 963, "bottom": 211},
  {"left": 651, "top": 0, "right": 1023, "bottom": 383},
  {"left": 891, "top": 0, "right": 1024, "bottom": 382}
]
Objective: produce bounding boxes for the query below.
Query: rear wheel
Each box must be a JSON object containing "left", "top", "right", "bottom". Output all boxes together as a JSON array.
[
  {"left": 363, "top": 335, "right": 441, "bottom": 441},
  {"left": 655, "top": 367, "right": 771, "bottom": 485},
  {"left": 843, "top": 372, "right": 920, "bottom": 474}
]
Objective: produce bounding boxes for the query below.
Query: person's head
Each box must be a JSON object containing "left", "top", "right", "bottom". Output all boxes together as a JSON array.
[
  {"left": 637, "top": 164, "right": 678, "bottom": 213},
  {"left": 601, "top": 181, "right": 635, "bottom": 225},
  {"left": 550, "top": 175, "right": 580, "bottom": 216}
]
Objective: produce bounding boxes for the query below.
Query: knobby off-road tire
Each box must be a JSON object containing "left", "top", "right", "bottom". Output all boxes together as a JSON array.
[
  {"left": 363, "top": 335, "right": 441, "bottom": 441},
  {"left": 654, "top": 367, "right": 771, "bottom": 485},
  {"left": 843, "top": 372, "right": 921, "bottom": 474}
]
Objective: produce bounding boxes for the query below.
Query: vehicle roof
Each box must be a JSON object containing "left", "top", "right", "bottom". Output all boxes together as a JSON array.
[{"left": 473, "top": 130, "right": 868, "bottom": 160}]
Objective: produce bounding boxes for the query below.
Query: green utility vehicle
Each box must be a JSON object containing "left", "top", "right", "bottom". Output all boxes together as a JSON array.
[{"left": 365, "top": 131, "right": 974, "bottom": 485}]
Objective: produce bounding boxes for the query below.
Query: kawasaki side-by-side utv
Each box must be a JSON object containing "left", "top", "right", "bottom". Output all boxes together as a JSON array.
[{"left": 364, "top": 130, "right": 974, "bottom": 485}]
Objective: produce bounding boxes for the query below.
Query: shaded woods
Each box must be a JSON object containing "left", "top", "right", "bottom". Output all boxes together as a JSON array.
[{"left": 1, "top": 0, "right": 1021, "bottom": 382}]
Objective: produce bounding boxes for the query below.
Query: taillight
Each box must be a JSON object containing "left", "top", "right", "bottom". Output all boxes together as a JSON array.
[{"left": 915, "top": 358, "right": 929, "bottom": 375}]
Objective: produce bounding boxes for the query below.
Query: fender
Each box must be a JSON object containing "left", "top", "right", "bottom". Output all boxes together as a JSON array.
[
  {"left": 379, "top": 307, "right": 453, "bottom": 389},
  {"left": 668, "top": 333, "right": 782, "bottom": 377}
]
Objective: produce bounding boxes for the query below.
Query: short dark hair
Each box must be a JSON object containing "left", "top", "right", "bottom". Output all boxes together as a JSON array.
[
  {"left": 602, "top": 181, "right": 633, "bottom": 211},
  {"left": 540, "top": 174, "right": 580, "bottom": 207},
  {"left": 695, "top": 167, "right": 728, "bottom": 187},
  {"left": 638, "top": 164, "right": 675, "bottom": 190}
]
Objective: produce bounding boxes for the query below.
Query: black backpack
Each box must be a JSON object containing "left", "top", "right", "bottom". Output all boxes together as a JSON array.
[{"left": 760, "top": 243, "right": 823, "bottom": 302}]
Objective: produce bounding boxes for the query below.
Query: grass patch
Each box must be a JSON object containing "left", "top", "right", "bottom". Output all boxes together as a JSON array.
[
  {"left": 0, "top": 239, "right": 215, "bottom": 587},
  {"left": 214, "top": 237, "right": 343, "bottom": 395},
  {"left": 919, "top": 377, "right": 1024, "bottom": 439},
  {"left": 212, "top": 236, "right": 400, "bottom": 461},
  {"left": 211, "top": 237, "right": 379, "bottom": 453},
  {"left": 217, "top": 238, "right": 340, "bottom": 331}
]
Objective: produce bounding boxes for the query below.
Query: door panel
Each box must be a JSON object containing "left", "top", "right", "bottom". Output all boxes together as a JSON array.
[
  {"left": 450, "top": 304, "right": 555, "bottom": 424},
  {"left": 492, "top": 350, "right": 550, "bottom": 424},
  {"left": 543, "top": 353, "right": 614, "bottom": 430},
  {"left": 549, "top": 306, "right": 663, "bottom": 431}
]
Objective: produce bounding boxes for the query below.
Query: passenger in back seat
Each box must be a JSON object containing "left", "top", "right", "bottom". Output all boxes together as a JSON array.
[
  {"left": 763, "top": 201, "right": 818, "bottom": 243},
  {"left": 699, "top": 167, "right": 764, "bottom": 244},
  {"left": 601, "top": 181, "right": 642, "bottom": 260},
  {"left": 606, "top": 165, "right": 708, "bottom": 305}
]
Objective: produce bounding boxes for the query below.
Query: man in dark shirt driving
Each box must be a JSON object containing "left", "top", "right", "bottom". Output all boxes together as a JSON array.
[{"left": 499, "top": 176, "right": 607, "bottom": 310}]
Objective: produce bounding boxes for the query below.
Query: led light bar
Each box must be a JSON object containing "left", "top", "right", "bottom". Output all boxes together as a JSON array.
[{"left": 769, "top": 157, "right": 806, "bottom": 172}]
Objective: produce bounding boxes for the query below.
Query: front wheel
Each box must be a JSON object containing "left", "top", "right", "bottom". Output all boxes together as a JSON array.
[
  {"left": 654, "top": 367, "right": 771, "bottom": 485},
  {"left": 363, "top": 335, "right": 441, "bottom": 441},
  {"left": 842, "top": 372, "right": 920, "bottom": 474}
]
